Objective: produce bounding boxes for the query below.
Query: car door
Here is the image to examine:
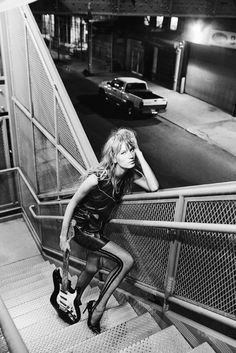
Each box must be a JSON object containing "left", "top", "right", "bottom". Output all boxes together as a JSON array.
[
  {"left": 107, "top": 79, "right": 123, "bottom": 103},
  {"left": 114, "top": 80, "right": 125, "bottom": 103}
]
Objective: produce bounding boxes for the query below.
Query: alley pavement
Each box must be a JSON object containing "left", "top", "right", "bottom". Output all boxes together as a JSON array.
[{"left": 57, "top": 55, "right": 236, "bottom": 158}]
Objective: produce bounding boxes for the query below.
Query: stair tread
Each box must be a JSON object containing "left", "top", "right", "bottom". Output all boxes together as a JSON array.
[
  {"left": 4, "top": 267, "right": 80, "bottom": 309},
  {"left": 0, "top": 266, "right": 55, "bottom": 294},
  {"left": 64, "top": 311, "right": 160, "bottom": 353},
  {"left": 189, "top": 342, "right": 216, "bottom": 352},
  {"left": 1, "top": 276, "right": 52, "bottom": 300},
  {"left": 18, "top": 286, "right": 102, "bottom": 343},
  {"left": 0, "top": 255, "right": 44, "bottom": 277},
  {"left": 10, "top": 285, "right": 99, "bottom": 321},
  {"left": 15, "top": 286, "right": 118, "bottom": 331},
  {"left": 4, "top": 283, "right": 53, "bottom": 309},
  {"left": 0, "top": 261, "right": 52, "bottom": 286},
  {"left": 27, "top": 303, "right": 140, "bottom": 353},
  {"left": 9, "top": 293, "right": 55, "bottom": 319},
  {"left": 119, "top": 325, "right": 192, "bottom": 353}
]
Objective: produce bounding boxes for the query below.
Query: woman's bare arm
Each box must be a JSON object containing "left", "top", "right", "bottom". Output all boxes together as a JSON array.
[{"left": 133, "top": 148, "right": 159, "bottom": 192}]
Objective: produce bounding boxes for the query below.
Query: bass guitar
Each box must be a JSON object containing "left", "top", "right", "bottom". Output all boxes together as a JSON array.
[{"left": 50, "top": 221, "right": 80, "bottom": 325}]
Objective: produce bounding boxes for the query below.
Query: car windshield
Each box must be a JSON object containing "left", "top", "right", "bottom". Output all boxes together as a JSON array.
[{"left": 125, "top": 83, "right": 146, "bottom": 91}]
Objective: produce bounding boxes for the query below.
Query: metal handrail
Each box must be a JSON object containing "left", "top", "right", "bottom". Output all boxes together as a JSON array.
[
  {"left": 29, "top": 203, "right": 236, "bottom": 236},
  {"left": 37, "top": 180, "right": 236, "bottom": 204},
  {"left": 28, "top": 205, "right": 236, "bottom": 329},
  {"left": 2, "top": 168, "right": 236, "bottom": 329},
  {"left": 0, "top": 115, "right": 8, "bottom": 122},
  {"left": 2, "top": 167, "right": 236, "bottom": 206},
  {"left": 29, "top": 205, "right": 64, "bottom": 220},
  {"left": 123, "top": 181, "right": 236, "bottom": 200},
  {"left": 110, "top": 218, "right": 236, "bottom": 235},
  {"left": 0, "top": 296, "right": 29, "bottom": 353}
]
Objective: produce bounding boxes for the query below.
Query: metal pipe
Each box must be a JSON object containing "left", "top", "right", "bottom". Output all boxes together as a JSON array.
[
  {"left": 29, "top": 204, "right": 63, "bottom": 220},
  {"left": 3, "top": 168, "right": 236, "bottom": 206},
  {"left": 173, "top": 47, "right": 181, "bottom": 91},
  {"left": 163, "top": 195, "right": 185, "bottom": 311},
  {"left": 0, "top": 296, "right": 29, "bottom": 353},
  {"left": 122, "top": 181, "right": 236, "bottom": 200},
  {"left": 167, "top": 296, "right": 236, "bottom": 330},
  {"left": 34, "top": 180, "right": 236, "bottom": 205},
  {"left": 0, "top": 167, "right": 39, "bottom": 204},
  {"left": 2, "top": 168, "right": 236, "bottom": 238},
  {"left": 29, "top": 204, "right": 236, "bottom": 236},
  {"left": 110, "top": 218, "right": 236, "bottom": 235},
  {"left": 0, "top": 115, "right": 8, "bottom": 122}
]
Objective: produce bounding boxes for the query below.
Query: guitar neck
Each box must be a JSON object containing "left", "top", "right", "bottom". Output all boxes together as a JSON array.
[
  {"left": 61, "top": 250, "right": 69, "bottom": 291},
  {"left": 61, "top": 222, "right": 74, "bottom": 291}
]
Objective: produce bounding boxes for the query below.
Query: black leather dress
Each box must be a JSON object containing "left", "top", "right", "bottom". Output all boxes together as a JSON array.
[{"left": 72, "top": 174, "right": 124, "bottom": 251}]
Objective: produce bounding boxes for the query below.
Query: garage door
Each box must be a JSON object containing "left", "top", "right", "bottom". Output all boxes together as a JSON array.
[{"left": 185, "top": 43, "right": 236, "bottom": 115}]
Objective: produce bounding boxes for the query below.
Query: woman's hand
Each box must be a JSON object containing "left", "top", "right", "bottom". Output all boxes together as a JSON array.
[
  {"left": 60, "top": 235, "right": 71, "bottom": 252},
  {"left": 59, "top": 219, "right": 76, "bottom": 252},
  {"left": 59, "top": 226, "right": 71, "bottom": 252}
]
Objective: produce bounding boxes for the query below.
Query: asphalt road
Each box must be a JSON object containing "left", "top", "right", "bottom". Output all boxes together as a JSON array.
[{"left": 58, "top": 65, "right": 236, "bottom": 189}]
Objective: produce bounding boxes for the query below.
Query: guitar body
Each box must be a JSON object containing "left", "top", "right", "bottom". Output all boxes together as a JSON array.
[{"left": 50, "top": 268, "right": 81, "bottom": 325}]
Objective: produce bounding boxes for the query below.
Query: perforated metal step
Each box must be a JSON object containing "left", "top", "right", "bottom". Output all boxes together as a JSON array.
[
  {"left": 0, "top": 267, "right": 54, "bottom": 294},
  {"left": 1, "top": 275, "right": 52, "bottom": 300},
  {"left": 14, "top": 286, "right": 117, "bottom": 331},
  {"left": 26, "top": 302, "right": 137, "bottom": 353},
  {"left": 10, "top": 283, "right": 100, "bottom": 321},
  {"left": 0, "top": 255, "right": 44, "bottom": 278},
  {"left": 4, "top": 283, "right": 53, "bottom": 309},
  {"left": 64, "top": 311, "right": 160, "bottom": 353},
  {"left": 19, "top": 286, "right": 102, "bottom": 344},
  {"left": 9, "top": 293, "right": 55, "bottom": 319},
  {"left": 118, "top": 325, "right": 192, "bottom": 353},
  {"left": 0, "top": 261, "right": 52, "bottom": 287},
  {"left": 190, "top": 342, "right": 216, "bottom": 352}
]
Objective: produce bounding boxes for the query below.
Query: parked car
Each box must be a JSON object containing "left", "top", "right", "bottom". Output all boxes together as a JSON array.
[{"left": 98, "top": 77, "right": 167, "bottom": 117}]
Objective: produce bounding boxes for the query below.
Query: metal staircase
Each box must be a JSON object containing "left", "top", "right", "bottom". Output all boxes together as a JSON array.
[{"left": 0, "top": 218, "right": 224, "bottom": 353}]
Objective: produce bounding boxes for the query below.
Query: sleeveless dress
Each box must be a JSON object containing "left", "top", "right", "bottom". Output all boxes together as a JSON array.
[{"left": 72, "top": 174, "right": 124, "bottom": 251}]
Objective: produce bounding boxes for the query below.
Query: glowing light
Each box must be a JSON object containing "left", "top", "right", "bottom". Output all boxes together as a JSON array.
[
  {"left": 170, "top": 17, "right": 178, "bottom": 31},
  {"left": 187, "top": 20, "right": 211, "bottom": 45}
]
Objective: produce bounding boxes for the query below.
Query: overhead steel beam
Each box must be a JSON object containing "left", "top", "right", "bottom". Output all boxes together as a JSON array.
[{"left": 30, "top": 0, "right": 236, "bottom": 17}]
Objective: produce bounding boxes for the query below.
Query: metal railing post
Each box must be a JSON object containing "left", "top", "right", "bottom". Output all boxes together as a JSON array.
[{"left": 163, "top": 195, "right": 185, "bottom": 311}]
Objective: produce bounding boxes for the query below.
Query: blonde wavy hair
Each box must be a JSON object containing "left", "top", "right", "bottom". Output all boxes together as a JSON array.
[{"left": 84, "top": 128, "right": 138, "bottom": 194}]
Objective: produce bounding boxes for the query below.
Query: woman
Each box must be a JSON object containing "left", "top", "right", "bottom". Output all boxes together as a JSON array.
[{"left": 60, "top": 128, "right": 159, "bottom": 333}]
